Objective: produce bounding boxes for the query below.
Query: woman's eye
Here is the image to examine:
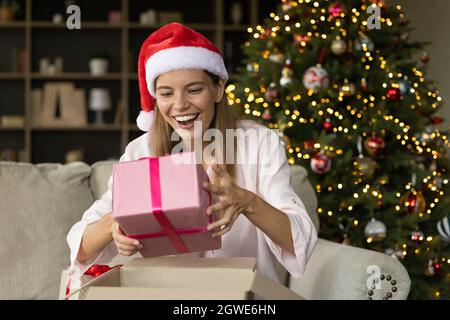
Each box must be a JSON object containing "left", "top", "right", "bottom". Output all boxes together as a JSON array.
[
  {"left": 189, "top": 88, "right": 203, "bottom": 94},
  {"left": 160, "top": 92, "right": 172, "bottom": 97}
]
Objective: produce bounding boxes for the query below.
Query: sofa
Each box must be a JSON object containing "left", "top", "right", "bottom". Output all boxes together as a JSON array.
[{"left": 0, "top": 160, "right": 411, "bottom": 300}]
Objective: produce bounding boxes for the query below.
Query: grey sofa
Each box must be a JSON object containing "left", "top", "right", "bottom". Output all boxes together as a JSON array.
[{"left": 0, "top": 160, "right": 411, "bottom": 299}]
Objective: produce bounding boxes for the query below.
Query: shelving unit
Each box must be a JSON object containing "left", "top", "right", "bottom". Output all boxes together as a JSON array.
[{"left": 0, "top": 0, "right": 279, "bottom": 164}]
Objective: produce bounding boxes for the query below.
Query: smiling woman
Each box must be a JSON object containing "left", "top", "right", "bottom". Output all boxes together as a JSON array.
[{"left": 67, "top": 22, "right": 318, "bottom": 286}]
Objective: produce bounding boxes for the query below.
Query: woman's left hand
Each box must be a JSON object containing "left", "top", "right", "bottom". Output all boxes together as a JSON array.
[{"left": 203, "top": 161, "right": 254, "bottom": 238}]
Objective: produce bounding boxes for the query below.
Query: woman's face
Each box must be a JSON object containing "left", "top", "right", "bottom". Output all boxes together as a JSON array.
[{"left": 155, "top": 69, "right": 225, "bottom": 141}]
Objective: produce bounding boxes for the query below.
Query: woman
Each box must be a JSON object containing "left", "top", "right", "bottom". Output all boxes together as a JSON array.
[{"left": 67, "top": 22, "right": 317, "bottom": 283}]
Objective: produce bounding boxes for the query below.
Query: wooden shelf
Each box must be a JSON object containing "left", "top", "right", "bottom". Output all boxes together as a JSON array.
[
  {"left": 127, "top": 22, "right": 216, "bottom": 31},
  {"left": 31, "top": 73, "right": 123, "bottom": 80},
  {"left": 31, "top": 125, "right": 123, "bottom": 131},
  {"left": 0, "top": 126, "right": 25, "bottom": 131},
  {"left": 0, "top": 21, "right": 26, "bottom": 28},
  {"left": 0, "top": 73, "right": 26, "bottom": 80},
  {"left": 223, "top": 24, "right": 249, "bottom": 32},
  {"left": 31, "top": 21, "right": 122, "bottom": 29}
]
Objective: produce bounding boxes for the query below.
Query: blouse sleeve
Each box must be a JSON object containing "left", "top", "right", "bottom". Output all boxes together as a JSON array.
[
  {"left": 256, "top": 128, "right": 318, "bottom": 278},
  {"left": 66, "top": 146, "right": 133, "bottom": 277}
]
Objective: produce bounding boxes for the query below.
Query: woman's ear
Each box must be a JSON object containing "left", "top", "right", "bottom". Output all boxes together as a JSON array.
[{"left": 215, "top": 79, "right": 226, "bottom": 103}]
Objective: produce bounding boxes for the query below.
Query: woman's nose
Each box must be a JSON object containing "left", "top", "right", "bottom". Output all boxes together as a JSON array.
[{"left": 173, "top": 93, "right": 189, "bottom": 111}]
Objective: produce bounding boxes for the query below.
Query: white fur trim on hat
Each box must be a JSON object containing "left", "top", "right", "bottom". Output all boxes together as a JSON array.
[
  {"left": 145, "top": 46, "right": 229, "bottom": 96},
  {"left": 136, "top": 110, "right": 154, "bottom": 132}
]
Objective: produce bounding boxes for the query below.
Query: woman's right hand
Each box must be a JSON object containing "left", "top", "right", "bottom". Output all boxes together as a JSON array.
[{"left": 111, "top": 220, "right": 143, "bottom": 256}]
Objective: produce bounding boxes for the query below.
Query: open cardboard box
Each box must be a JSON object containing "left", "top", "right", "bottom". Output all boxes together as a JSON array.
[{"left": 79, "top": 256, "right": 303, "bottom": 300}]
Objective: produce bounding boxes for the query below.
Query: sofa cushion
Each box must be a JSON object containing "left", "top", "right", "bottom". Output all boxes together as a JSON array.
[
  {"left": 0, "top": 161, "right": 94, "bottom": 299},
  {"left": 90, "top": 161, "right": 115, "bottom": 200}
]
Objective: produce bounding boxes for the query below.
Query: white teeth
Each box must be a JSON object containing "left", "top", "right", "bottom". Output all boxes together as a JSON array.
[{"left": 175, "top": 114, "right": 198, "bottom": 122}]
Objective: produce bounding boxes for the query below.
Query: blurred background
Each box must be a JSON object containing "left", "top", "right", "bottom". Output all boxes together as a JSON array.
[{"left": 0, "top": 0, "right": 449, "bottom": 164}]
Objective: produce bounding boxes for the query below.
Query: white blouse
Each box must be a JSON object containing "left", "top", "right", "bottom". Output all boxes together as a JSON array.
[{"left": 67, "top": 119, "right": 318, "bottom": 282}]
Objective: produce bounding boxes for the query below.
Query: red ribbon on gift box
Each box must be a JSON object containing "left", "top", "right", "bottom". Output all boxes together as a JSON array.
[{"left": 127, "top": 157, "right": 213, "bottom": 254}]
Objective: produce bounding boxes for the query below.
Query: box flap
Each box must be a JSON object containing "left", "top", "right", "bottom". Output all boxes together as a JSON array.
[{"left": 250, "top": 271, "right": 303, "bottom": 300}]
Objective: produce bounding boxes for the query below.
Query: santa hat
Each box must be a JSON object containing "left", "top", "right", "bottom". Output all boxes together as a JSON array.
[{"left": 137, "top": 22, "right": 229, "bottom": 132}]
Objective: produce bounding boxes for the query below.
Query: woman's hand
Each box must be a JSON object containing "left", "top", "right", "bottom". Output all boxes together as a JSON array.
[
  {"left": 203, "top": 162, "right": 255, "bottom": 238},
  {"left": 111, "top": 220, "right": 143, "bottom": 256}
]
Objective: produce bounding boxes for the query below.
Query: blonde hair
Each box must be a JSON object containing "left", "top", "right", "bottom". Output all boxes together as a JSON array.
[{"left": 150, "top": 71, "right": 241, "bottom": 179}]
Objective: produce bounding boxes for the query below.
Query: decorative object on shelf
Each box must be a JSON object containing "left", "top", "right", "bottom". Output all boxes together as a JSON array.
[
  {"left": 139, "top": 9, "right": 157, "bottom": 26},
  {"left": 11, "top": 48, "right": 26, "bottom": 73},
  {"left": 0, "top": 0, "right": 18, "bottom": 22},
  {"left": 230, "top": 2, "right": 243, "bottom": 25},
  {"left": 39, "top": 56, "right": 64, "bottom": 75},
  {"left": 89, "top": 54, "right": 110, "bottom": 76},
  {"left": 158, "top": 11, "right": 183, "bottom": 24},
  {"left": 108, "top": 11, "right": 122, "bottom": 24},
  {"left": 89, "top": 88, "right": 112, "bottom": 125},
  {"left": 364, "top": 217, "right": 387, "bottom": 242},
  {"left": 0, "top": 115, "right": 24, "bottom": 127},
  {"left": 39, "top": 82, "right": 87, "bottom": 127},
  {"left": 52, "top": 13, "right": 63, "bottom": 24},
  {"left": 0, "top": 149, "right": 17, "bottom": 162},
  {"left": 65, "top": 149, "right": 85, "bottom": 164}
]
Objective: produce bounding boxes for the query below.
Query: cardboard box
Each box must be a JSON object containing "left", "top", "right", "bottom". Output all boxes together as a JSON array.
[
  {"left": 81, "top": 257, "right": 302, "bottom": 300},
  {"left": 112, "top": 153, "right": 221, "bottom": 258}
]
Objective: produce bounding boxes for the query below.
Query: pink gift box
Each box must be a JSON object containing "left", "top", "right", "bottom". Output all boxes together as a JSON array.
[{"left": 112, "top": 152, "right": 221, "bottom": 257}]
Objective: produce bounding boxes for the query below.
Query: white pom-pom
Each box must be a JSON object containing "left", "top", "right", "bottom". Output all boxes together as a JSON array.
[{"left": 136, "top": 110, "right": 154, "bottom": 132}]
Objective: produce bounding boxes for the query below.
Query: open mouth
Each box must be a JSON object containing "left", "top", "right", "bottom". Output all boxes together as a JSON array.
[{"left": 173, "top": 113, "right": 200, "bottom": 126}]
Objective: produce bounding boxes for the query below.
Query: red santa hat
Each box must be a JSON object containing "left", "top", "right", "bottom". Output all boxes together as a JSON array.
[{"left": 137, "top": 22, "right": 229, "bottom": 131}]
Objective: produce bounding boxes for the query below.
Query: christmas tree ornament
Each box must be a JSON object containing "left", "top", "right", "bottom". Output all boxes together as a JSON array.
[
  {"left": 364, "top": 134, "right": 385, "bottom": 157},
  {"left": 303, "top": 65, "right": 330, "bottom": 92},
  {"left": 331, "top": 37, "right": 347, "bottom": 55},
  {"left": 430, "top": 115, "right": 444, "bottom": 124},
  {"left": 424, "top": 259, "right": 436, "bottom": 277},
  {"left": 262, "top": 109, "right": 272, "bottom": 120},
  {"left": 386, "top": 87, "right": 401, "bottom": 101},
  {"left": 437, "top": 216, "right": 450, "bottom": 242},
  {"left": 400, "top": 190, "right": 426, "bottom": 214},
  {"left": 264, "top": 82, "right": 278, "bottom": 102},
  {"left": 398, "top": 80, "right": 411, "bottom": 95},
  {"left": 322, "top": 118, "right": 333, "bottom": 132},
  {"left": 328, "top": 2, "right": 346, "bottom": 18},
  {"left": 294, "top": 33, "right": 311, "bottom": 47},
  {"left": 432, "top": 258, "right": 443, "bottom": 274},
  {"left": 410, "top": 229, "right": 424, "bottom": 242},
  {"left": 361, "top": 78, "right": 368, "bottom": 91},
  {"left": 280, "top": 58, "right": 294, "bottom": 87},
  {"left": 269, "top": 51, "right": 285, "bottom": 64},
  {"left": 364, "top": 218, "right": 387, "bottom": 242},
  {"left": 420, "top": 52, "right": 430, "bottom": 64},
  {"left": 339, "top": 79, "right": 356, "bottom": 96},
  {"left": 282, "top": 0, "right": 293, "bottom": 12},
  {"left": 303, "top": 140, "right": 318, "bottom": 154},
  {"left": 311, "top": 152, "right": 332, "bottom": 174},
  {"left": 355, "top": 155, "right": 377, "bottom": 180},
  {"left": 354, "top": 34, "right": 374, "bottom": 52}
]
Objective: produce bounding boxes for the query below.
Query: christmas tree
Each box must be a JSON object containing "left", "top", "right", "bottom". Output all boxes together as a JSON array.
[{"left": 228, "top": 0, "right": 449, "bottom": 299}]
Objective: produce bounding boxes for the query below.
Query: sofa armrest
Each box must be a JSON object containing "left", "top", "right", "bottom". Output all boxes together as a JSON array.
[{"left": 289, "top": 239, "right": 411, "bottom": 300}]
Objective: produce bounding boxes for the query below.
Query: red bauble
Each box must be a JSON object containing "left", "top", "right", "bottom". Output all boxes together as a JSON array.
[
  {"left": 431, "top": 116, "right": 444, "bottom": 124},
  {"left": 420, "top": 52, "right": 430, "bottom": 64},
  {"left": 401, "top": 190, "right": 426, "bottom": 214},
  {"left": 311, "top": 153, "right": 332, "bottom": 174},
  {"left": 322, "top": 118, "right": 333, "bottom": 132},
  {"left": 386, "top": 87, "right": 401, "bottom": 101},
  {"left": 364, "top": 136, "right": 385, "bottom": 157},
  {"left": 328, "top": 2, "right": 345, "bottom": 18},
  {"left": 262, "top": 109, "right": 272, "bottom": 120}
]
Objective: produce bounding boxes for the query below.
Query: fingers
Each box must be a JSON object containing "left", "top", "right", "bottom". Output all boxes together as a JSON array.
[
  {"left": 112, "top": 221, "right": 142, "bottom": 256},
  {"left": 203, "top": 181, "right": 225, "bottom": 195},
  {"left": 206, "top": 200, "right": 230, "bottom": 215},
  {"left": 212, "top": 214, "right": 238, "bottom": 238}
]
